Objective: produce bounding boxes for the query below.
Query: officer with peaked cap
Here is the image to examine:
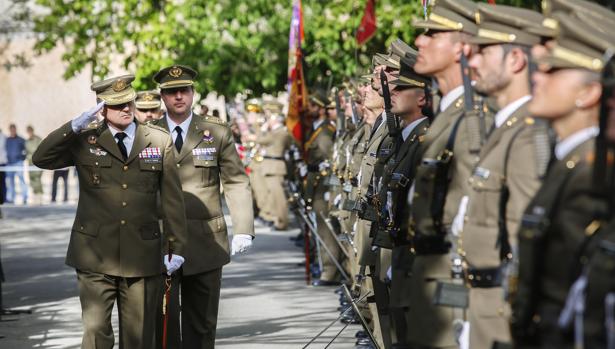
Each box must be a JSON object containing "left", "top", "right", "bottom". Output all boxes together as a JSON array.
[
  {"left": 511, "top": 13, "right": 614, "bottom": 348},
  {"left": 32, "top": 74, "right": 188, "bottom": 348},
  {"left": 135, "top": 90, "right": 164, "bottom": 123},
  {"left": 152, "top": 64, "right": 255, "bottom": 349}
]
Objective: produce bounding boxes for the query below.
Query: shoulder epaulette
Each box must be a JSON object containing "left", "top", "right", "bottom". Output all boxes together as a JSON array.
[
  {"left": 144, "top": 122, "right": 170, "bottom": 134},
  {"left": 202, "top": 115, "right": 227, "bottom": 125}
]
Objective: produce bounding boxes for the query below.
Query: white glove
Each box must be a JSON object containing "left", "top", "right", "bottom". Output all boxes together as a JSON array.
[
  {"left": 318, "top": 161, "right": 330, "bottom": 172},
  {"left": 71, "top": 101, "right": 105, "bottom": 133},
  {"left": 333, "top": 193, "right": 342, "bottom": 207},
  {"left": 451, "top": 196, "right": 469, "bottom": 237},
  {"left": 386, "top": 266, "right": 392, "bottom": 281},
  {"left": 163, "top": 254, "right": 185, "bottom": 275},
  {"left": 231, "top": 234, "right": 253, "bottom": 255},
  {"left": 298, "top": 163, "right": 308, "bottom": 178},
  {"left": 324, "top": 191, "right": 331, "bottom": 201}
]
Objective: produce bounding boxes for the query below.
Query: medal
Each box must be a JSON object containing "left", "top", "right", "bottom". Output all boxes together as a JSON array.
[
  {"left": 203, "top": 130, "right": 214, "bottom": 144},
  {"left": 88, "top": 135, "right": 97, "bottom": 145}
]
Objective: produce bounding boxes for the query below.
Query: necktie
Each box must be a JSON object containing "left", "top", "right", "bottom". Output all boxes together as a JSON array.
[
  {"left": 174, "top": 126, "right": 183, "bottom": 152},
  {"left": 115, "top": 132, "right": 128, "bottom": 161},
  {"left": 370, "top": 115, "right": 383, "bottom": 140}
]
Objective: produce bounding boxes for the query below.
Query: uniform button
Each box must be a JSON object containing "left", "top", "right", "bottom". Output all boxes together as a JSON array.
[
  {"left": 123, "top": 165, "right": 128, "bottom": 171},
  {"left": 176, "top": 164, "right": 181, "bottom": 168},
  {"left": 63, "top": 133, "right": 67, "bottom": 137},
  {"left": 122, "top": 202, "right": 127, "bottom": 207},
  {"left": 151, "top": 166, "right": 156, "bottom": 170},
  {"left": 80, "top": 226, "right": 84, "bottom": 230},
  {"left": 95, "top": 162, "right": 99, "bottom": 166},
  {"left": 122, "top": 184, "right": 128, "bottom": 189},
  {"left": 120, "top": 220, "right": 126, "bottom": 225}
]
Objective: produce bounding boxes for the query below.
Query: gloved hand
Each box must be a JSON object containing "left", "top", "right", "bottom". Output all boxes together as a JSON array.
[
  {"left": 71, "top": 101, "right": 105, "bottom": 133},
  {"left": 231, "top": 234, "right": 253, "bottom": 255},
  {"left": 318, "top": 161, "right": 330, "bottom": 172},
  {"left": 324, "top": 191, "right": 331, "bottom": 201},
  {"left": 451, "top": 196, "right": 469, "bottom": 236},
  {"left": 386, "top": 266, "right": 392, "bottom": 281},
  {"left": 163, "top": 254, "right": 185, "bottom": 275},
  {"left": 298, "top": 163, "right": 308, "bottom": 178}
]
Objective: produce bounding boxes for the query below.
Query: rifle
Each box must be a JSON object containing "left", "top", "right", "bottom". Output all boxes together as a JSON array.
[
  {"left": 380, "top": 70, "right": 400, "bottom": 138},
  {"left": 334, "top": 88, "right": 346, "bottom": 138},
  {"left": 345, "top": 90, "right": 360, "bottom": 126},
  {"left": 595, "top": 51, "right": 615, "bottom": 214}
]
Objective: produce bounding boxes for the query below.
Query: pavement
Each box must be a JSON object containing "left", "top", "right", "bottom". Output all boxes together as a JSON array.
[{"left": 0, "top": 204, "right": 359, "bottom": 348}]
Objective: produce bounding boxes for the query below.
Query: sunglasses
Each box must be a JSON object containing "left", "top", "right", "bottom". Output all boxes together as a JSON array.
[{"left": 107, "top": 102, "right": 131, "bottom": 110}]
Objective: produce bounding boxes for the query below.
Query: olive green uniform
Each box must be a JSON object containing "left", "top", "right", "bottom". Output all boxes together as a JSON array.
[{"left": 33, "top": 120, "right": 187, "bottom": 349}]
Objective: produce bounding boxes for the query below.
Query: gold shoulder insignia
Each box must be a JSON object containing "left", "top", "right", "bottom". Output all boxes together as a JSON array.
[
  {"left": 455, "top": 99, "right": 463, "bottom": 108},
  {"left": 203, "top": 115, "right": 227, "bottom": 125},
  {"left": 525, "top": 117, "right": 535, "bottom": 125}
]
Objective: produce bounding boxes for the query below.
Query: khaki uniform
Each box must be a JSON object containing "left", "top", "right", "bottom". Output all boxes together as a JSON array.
[
  {"left": 460, "top": 104, "right": 543, "bottom": 348},
  {"left": 512, "top": 138, "right": 608, "bottom": 348},
  {"left": 154, "top": 114, "right": 254, "bottom": 349},
  {"left": 408, "top": 95, "right": 468, "bottom": 348},
  {"left": 33, "top": 120, "right": 187, "bottom": 349},
  {"left": 25, "top": 135, "right": 43, "bottom": 195},
  {"left": 256, "top": 126, "right": 293, "bottom": 229},
  {"left": 304, "top": 120, "right": 338, "bottom": 281}
]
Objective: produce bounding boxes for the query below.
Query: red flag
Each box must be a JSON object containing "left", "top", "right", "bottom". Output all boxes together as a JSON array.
[
  {"left": 356, "top": 0, "right": 377, "bottom": 46},
  {"left": 287, "top": 0, "right": 308, "bottom": 144}
]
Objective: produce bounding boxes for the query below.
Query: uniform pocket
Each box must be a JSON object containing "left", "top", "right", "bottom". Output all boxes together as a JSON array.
[
  {"left": 139, "top": 223, "right": 161, "bottom": 240},
  {"left": 72, "top": 220, "right": 100, "bottom": 237},
  {"left": 193, "top": 157, "right": 219, "bottom": 186},
  {"left": 201, "top": 216, "right": 227, "bottom": 234}
]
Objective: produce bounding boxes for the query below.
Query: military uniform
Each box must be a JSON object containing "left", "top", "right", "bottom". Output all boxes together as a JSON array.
[
  {"left": 256, "top": 124, "right": 293, "bottom": 229},
  {"left": 32, "top": 75, "right": 187, "bottom": 349},
  {"left": 152, "top": 65, "right": 255, "bottom": 349},
  {"left": 407, "top": 2, "right": 487, "bottom": 347},
  {"left": 304, "top": 112, "right": 338, "bottom": 282},
  {"left": 511, "top": 14, "right": 613, "bottom": 349},
  {"left": 454, "top": 6, "right": 550, "bottom": 348}
]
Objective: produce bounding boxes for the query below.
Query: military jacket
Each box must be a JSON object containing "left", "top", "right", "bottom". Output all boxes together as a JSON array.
[
  {"left": 256, "top": 126, "right": 292, "bottom": 176},
  {"left": 154, "top": 114, "right": 254, "bottom": 275},
  {"left": 33, "top": 121, "right": 187, "bottom": 278},
  {"left": 512, "top": 138, "right": 608, "bottom": 345},
  {"left": 462, "top": 103, "right": 543, "bottom": 268}
]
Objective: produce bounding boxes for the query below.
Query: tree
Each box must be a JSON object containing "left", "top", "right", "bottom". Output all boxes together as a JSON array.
[{"left": 6, "top": 0, "right": 540, "bottom": 97}]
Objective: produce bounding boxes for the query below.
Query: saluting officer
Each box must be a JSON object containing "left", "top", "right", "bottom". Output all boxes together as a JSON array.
[
  {"left": 152, "top": 65, "right": 255, "bottom": 349},
  {"left": 32, "top": 75, "right": 187, "bottom": 349}
]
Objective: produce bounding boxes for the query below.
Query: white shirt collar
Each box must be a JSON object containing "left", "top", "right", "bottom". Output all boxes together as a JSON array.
[
  {"left": 402, "top": 117, "right": 427, "bottom": 141},
  {"left": 554, "top": 126, "right": 599, "bottom": 160},
  {"left": 439, "top": 85, "right": 465, "bottom": 112},
  {"left": 313, "top": 119, "right": 325, "bottom": 130},
  {"left": 495, "top": 95, "right": 532, "bottom": 128},
  {"left": 108, "top": 121, "right": 136, "bottom": 140},
  {"left": 166, "top": 112, "right": 193, "bottom": 136}
]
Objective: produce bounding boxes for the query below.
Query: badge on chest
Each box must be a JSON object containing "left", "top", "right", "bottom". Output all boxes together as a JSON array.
[
  {"left": 192, "top": 147, "right": 217, "bottom": 161},
  {"left": 89, "top": 147, "right": 108, "bottom": 157},
  {"left": 139, "top": 147, "right": 162, "bottom": 163}
]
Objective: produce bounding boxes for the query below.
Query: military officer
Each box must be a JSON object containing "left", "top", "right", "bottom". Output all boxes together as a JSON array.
[
  {"left": 152, "top": 65, "right": 255, "bottom": 349},
  {"left": 251, "top": 114, "right": 293, "bottom": 230},
  {"left": 448, "top": 5, "right": 551, "bottom": 348},
  {"left": 375, "top": 54, "right": 431, "bottom": 346},
  {"left": 32, "top": 75, "right": 187, "bottom": 349},
  {"left": 304, "top": 90, "right": 340, "bottom": 286},
  {"left": 408, "top": 0, "right": 489, "bottom": 347},
  {"left": 510, "top": 14, "right": 613, "bottom": 348},
  {"left": 135, "top": 90, "right": 164, "bottom": 123}
]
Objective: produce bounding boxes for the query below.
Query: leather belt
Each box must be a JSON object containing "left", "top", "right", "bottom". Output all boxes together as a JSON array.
[
  {"left": 465, "top": 266, "right": 503, "bottom": 288},
  {"left": 263, "top": 156, "right": 284, "bottom": 160},
  {"left": 412, "top": 235, "right": 450, "bottom": 255},
  {"left": 307, "top": 164, "right": 319, "bottom": 172}
]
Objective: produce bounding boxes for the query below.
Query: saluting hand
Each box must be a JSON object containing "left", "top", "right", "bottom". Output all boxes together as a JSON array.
[{"left": 71, "top": 101, "right": 105, "bottom": 133}]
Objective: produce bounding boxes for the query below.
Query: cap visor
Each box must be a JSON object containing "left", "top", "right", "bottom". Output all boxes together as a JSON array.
[
  {"left": 469, "top": 36, "right": 503, "bottom": 46},
  {"left": 412, "top": 19, "right": 454, "bottom": 32},
  {"left": 101, "top": 90, "right": 137, "bottom": 106},
  {"left": 136, "top": 101, "right": 161, "bottom": 109}
]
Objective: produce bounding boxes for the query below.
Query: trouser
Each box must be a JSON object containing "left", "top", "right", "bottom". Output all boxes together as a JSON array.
[
  {"left": 468, "top": 287, "right": 512, "bottom": 349},
  {"left": 6, "top": 161, "right": 27, "bottom": 203},
  {"left": 264, "top": 174, "right": 289, "bottom": 229},
  {"left": 52, "top": 169, "right": 69, "bottom": 202},
  {"left": 76, "top": 270, "right": 162, "bottom": 349},
  {"left": 29, "top": 170, "right": 43, "bottom": 194},
  {"left": 313, "top": 181, "right": 341, "bottom": 282},
  {"left": 161, "top": 267, "right": 223, "bottom": 349},
  {"left": 0, "top": 165, "right": 5, "bottom": 204}
]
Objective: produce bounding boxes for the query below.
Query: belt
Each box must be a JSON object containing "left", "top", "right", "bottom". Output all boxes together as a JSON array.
[
  {"left": 412, "top": 235, "right": 450, "bottom": 255},
  {"left": 465, "top": 266, "right": 503, "bottom": 288},
  {"left": 263, "top": 156, "right": 284, "bottom": 161},
  {"left": 350, "top": 177, "right": 358, "bottom": 186},
  {"left": 307, "top": 165, "right": 319, "bottom": 172}
]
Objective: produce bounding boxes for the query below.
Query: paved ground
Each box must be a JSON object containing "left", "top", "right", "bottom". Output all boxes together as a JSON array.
[{"left": 0, "top": 204, "right": 359, "bottom": 348}]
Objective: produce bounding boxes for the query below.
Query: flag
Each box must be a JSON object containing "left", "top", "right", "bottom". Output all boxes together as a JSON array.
[
  {"left": 287, "top": 0, "right": 308, "bottom": 144},
  {"left": 356, "top": 0, "right": 377, "bottom": 46}
]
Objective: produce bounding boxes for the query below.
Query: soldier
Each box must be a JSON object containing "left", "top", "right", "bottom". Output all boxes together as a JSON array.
[
  {"left": 32, "top": 74, "right": 187, "bottom": 348},
  {"left": 375, "top": 54, "right": 431, "bottom": 347},
  {"left": 408, "top": 0, "right": 489, "bottom": 347},
  {"left": 135, "top": 90, "right": 164, "bottom": 123},
  {"left": 304, "top": 89, "right": 340, "bottom": 286},
  {"left": 152, "top": 65, "right": 255, "bottom": 349},
  {"left": 510, "top": 14, "right": 613, "bottom": 348},
  {"left": 250, "top": 113, "right": 293, "bottom": 230},
  {"left": 450, "top": 5, "right": 551, "bottom": 348},
  {"left": 25, "top": 125, "right": 43, "bottom": 204}
]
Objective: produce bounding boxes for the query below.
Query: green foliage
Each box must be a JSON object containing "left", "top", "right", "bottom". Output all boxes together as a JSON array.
[{"left": 8, "top": 0, "right": 536, "bottom": 97}]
